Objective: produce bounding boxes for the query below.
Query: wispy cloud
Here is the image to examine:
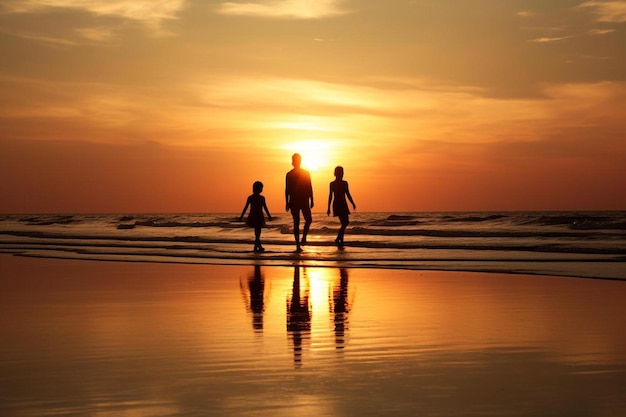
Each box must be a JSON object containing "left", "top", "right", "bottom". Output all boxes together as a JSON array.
[
  {"left": 5, "top": 32, "right": 80, "bottom": 47},
  {"left": 74, "top": 26, "right": 116, "bottom": 42},
  {"left": 1, "top": 0, "right": 185, "bottom": 29},
  {"left": 579, "top": 1, "right": 626, "bottom": 22},
  {"left": 217, "top": 0, "right": 349, "bottom": 19},
  {"left": 529, "top": 35, "right": 573, "bottom": 43},
  {"left": 587, "top": 28, "right": 615, "bottom": 35},
  {"left": 526, "top": 24, "right": 614, "bottom": 44}
]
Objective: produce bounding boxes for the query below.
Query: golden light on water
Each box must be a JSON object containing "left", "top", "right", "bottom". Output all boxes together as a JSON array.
[{"left": 304, "top": 267, "right": 334, "bottom": 317}]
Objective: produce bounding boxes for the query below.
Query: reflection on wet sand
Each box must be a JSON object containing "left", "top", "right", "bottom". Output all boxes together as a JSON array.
[
  {"left": 240, "top": 264, "right": 266, "bottom": 331},
  {"left": 331, "top": 268, "right": 350, "bottom": 349},
  {"left": 287, "top": 266, "right": 311, "bottom": 367},
  {"left": 2, "top": 256, "right": 626, "bottom": 417},
  {"left": 243, "top": 265, "right": 354, "bottom": 365}
]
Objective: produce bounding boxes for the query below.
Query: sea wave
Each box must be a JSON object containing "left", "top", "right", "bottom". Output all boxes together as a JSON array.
[
  {"left": 2, "top": 229, "right": 626, "bottom": 255},
  {"left": 516, "top": 213, "right": 623, "bottom": 229},
  {"left": 13, "top": 212, "right": 626, "bottom": 232},
  {"left": 441, "top": 214, "right": 508, "bottom": 223},
  {"left": 2, "top": 211, "right": 625, "bottom": 279}
]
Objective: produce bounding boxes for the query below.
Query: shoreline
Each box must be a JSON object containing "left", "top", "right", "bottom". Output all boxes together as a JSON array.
[
  {"left": 2, "top": 210, "right": 624, "bottom": 281},
  {"left": 3, "top": 251, "right": 625, "bottom": 282}
]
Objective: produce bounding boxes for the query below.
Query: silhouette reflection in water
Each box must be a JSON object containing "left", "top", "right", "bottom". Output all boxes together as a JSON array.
[
  {"left": 330, "top": 268, "right": 351, "bottom": 349},
  {"left": 240, "top": 264, "right": 266, "bottom": 332},
  {"left": 241, "top": 265, "right": 353, "bottom": 367},
  {"left": 287, "top": 266, "right": 311, "bottom": 367}
]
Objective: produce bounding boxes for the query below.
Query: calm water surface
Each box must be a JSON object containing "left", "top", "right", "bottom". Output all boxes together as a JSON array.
[{"left": 1, "top": 256, "right": 625, "bottom": 416}]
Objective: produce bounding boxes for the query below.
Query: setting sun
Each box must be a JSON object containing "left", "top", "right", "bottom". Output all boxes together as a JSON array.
[{"left": 281, "top": 140, "right": 338, "bottom": 172}]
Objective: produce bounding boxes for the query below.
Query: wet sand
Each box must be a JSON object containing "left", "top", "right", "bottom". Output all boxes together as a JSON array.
[{"left": 1, "top": 255, "right": 625, "bottom": 416}]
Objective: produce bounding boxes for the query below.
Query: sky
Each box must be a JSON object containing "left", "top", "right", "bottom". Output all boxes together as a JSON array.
[{"left": 1, "top": 0, "right": 625, "bottom": 213}]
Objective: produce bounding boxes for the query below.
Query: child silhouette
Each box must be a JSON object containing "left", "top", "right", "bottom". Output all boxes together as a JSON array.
[
  {"left": 240, "top": 181, "right": 273, "bottom": 252},
  {"left": 327, "top": 166, "right": 356, "bottom": 246}
]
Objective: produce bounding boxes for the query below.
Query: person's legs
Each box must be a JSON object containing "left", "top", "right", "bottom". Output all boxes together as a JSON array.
[
  {"left": 301, "top": 207, "right": 312, "bottom": 245},
  {"left": 254, "top": 226, "right": 263, "bottom": 251},
  {"left": 337, "top": 214, "right": 349, "bottom": 243},
  {"left": 291, "top": 209, "right": 301, "bottom": 250}
]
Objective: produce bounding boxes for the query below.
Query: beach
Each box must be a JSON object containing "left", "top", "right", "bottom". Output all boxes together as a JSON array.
[{"left": 1, "top": 254, "right": 625, "bottom": 417}]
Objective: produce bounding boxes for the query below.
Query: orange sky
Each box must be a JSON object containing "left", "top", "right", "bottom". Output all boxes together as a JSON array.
[{"left": 1, "top": 1, "right": 625, "bottom": 213}]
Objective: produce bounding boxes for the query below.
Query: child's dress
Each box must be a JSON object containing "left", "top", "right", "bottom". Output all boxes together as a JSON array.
[
  {"left": 245, "top": 194, "right": 267, "bottom": 228},
  {"left": 330, "top": 180, "right": 350, "bottom": 217}
]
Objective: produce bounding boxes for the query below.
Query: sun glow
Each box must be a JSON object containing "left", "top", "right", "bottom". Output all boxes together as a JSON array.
[{"left": 282, "top": 140, "right": 337, "bottom": 172}]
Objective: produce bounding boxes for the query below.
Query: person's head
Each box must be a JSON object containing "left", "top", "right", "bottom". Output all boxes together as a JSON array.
[
  {"left": 292, "top": 153, "right": 302, "bottom": 168},
  {"left": 252, "top": 181, "right": 263, "bottom": 194},
  {"left": 334, "top": 166, "right": 344, "bottom": 179}
]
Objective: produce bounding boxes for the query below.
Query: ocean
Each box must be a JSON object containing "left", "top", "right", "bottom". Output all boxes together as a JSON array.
[{"left": 2, "top": 211, "right": 625, "bottom": 280}]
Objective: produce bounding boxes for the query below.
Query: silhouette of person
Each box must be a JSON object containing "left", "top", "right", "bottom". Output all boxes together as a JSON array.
[
  {"left": 327, "top": 166, "right": 356, "bottom": 246},
  {"left": 285, "top": 153, "right": 313, "bottom": 251},
  {"left": 240, "top": 181, "right": 272, "bottom": 252}
]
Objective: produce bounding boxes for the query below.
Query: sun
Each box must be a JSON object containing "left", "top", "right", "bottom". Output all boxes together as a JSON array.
[{"left": 283, "top": 140, "right": 335, "bottom": 172}]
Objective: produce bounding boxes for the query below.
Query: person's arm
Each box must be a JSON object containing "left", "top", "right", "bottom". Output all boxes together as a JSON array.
[
  {"left": 346, "top": 182, "right": 356, "bottom": 210},
  {"left": 308, "top": 172, "right": 314, "bottom": 208},
  {"left": 263, "top": 197, "right": 272, "bottom": 220},
  {"left": 239, "top": 198, "right": 250, "bottom": 221},
  {"left": 285, "top": 175, "right": 290, "bottom": 211},
  {"left": 327, "top": 183, "right": 333, "bottom": 215}
]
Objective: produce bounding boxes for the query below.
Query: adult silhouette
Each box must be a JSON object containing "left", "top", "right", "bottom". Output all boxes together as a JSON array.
[{"left": 285, "top": 153, "right": 314, "bottom": 251}]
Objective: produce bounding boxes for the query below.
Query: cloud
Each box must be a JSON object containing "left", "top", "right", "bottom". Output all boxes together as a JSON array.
[
  {"left": 74, "top": 26, "right": 116, "bottom": 42},
  {"left": 529, "top": 35, "right": 573, "bottom": 43},
  {"left": 3, "top": 69, "right": 625, "bottom": 162},
  {"left": 587, "top": 28, "right": 616, "bottom": 35},
  {"left": 217, "top": 0, "right": 349, "bottom": 19},
  {"left": 5, "top": 32, "right": 80, "bottom": 47},
  {"left": 1, "top": 0, "right": 185, "bottom": 30},
  {"left": 579, "top": 1, "right": 626, "bottom": 22}
]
